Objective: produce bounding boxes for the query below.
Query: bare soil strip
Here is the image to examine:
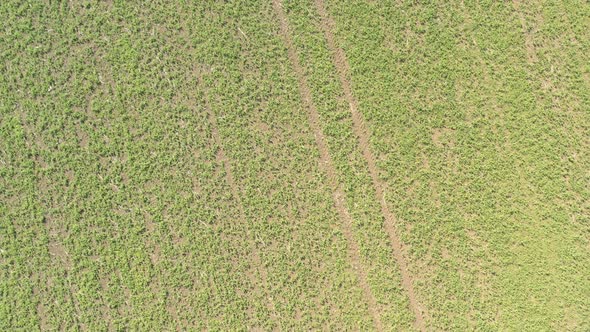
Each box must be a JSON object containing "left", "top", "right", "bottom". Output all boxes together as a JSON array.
[
  {"left": 272, "top": 1, "right": 383, "bottom": 330},
  {"left": 199, "top": 76, "right": 278, "bottom": 324},
  {"left": 313, "top": 0, "right": 427, "bottom": 330},
  {"left": 513, "top": 0, "right": 538, "bottom": 64}
]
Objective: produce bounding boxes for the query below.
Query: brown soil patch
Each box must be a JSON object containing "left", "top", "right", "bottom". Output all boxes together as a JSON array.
[
  {"left": 422, "top": 155, "right": 430, "bottom": 170},
  {"left": 76, "top": 124, "right": 89, "bottom": 149},
  {"left": 432, "top": 130, "right": 443, "bottom": 147},
  {"left": 36, "top": 300, "right": 49, "bottom": 331},
  {"left": 48, "top": 241, "right": 72, "bottom": 270},
  {"left": 432, "top": 128, "right": 456, "bottom": 148}
]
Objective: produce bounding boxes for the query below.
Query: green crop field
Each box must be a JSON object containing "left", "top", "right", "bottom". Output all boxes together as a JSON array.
[{"left": 1, "top": 0, "right": 589, "bottom": 330}]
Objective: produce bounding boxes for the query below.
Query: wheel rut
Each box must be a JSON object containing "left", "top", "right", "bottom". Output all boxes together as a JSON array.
[
  {"left": 313, "top": 0, "right": 427, "bottom": 330},
  {"left": 272, "top": 0, "right": 384, "bottom": 330}
]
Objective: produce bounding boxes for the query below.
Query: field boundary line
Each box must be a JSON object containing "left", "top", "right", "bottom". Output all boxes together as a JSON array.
[
  {"left": 313, "top": 0, "right": 427, "bottom": 330},
  {"left": 272, "top": 1, "right": 383, "bottom": 330},
  {"left": 198, "top": 74, "right": 278, "bottom": 325}
]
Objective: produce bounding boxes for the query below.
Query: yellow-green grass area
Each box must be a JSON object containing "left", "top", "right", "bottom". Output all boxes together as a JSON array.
[
  {"left": 2, "top": 1, "right": 376, "bottom": 329},
  {"left": 325, "top": 0, "right": 590, "bottom": 330},
  {"left": 1, "top": 0, "right": 589, "bottom": 330}
]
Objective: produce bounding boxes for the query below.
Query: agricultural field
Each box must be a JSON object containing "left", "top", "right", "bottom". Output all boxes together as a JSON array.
[{"left": 1, "top": 0, "right": 589, "bottom": 330}]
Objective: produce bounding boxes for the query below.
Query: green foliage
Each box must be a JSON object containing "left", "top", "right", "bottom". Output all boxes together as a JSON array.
[
  {"left": 1, "top": 0, "right": 588, "bottom": 330},
  {"left": 326, "top": 0, "right": 590, "bottom": 330}
]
